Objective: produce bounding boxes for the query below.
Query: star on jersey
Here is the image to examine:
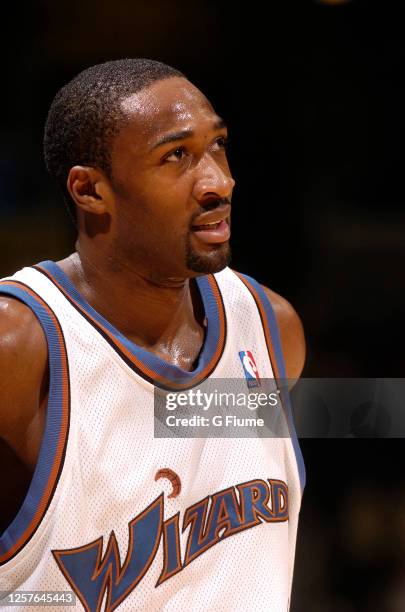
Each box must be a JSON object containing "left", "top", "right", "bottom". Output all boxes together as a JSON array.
[{"left": 52, "top": 478, "right": 289, "bottom": 612}]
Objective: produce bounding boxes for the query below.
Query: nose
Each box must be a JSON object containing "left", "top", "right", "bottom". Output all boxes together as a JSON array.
[{"left": 192, "top": 155, "right": 235, "bottom": 202}]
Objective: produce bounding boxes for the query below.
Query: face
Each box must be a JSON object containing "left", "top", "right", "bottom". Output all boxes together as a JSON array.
[{"left": 109, "top": 77, "right": 235, "bottom": 282}]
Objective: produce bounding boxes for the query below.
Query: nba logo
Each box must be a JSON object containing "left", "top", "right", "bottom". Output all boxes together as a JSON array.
[{"left": 239, "top": 350, "right": 261, "bottom": 388}]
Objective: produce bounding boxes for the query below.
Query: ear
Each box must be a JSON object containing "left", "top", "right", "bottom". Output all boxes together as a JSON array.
[{"left": 67, "top": 166, "right": 113, "bottom": 214}]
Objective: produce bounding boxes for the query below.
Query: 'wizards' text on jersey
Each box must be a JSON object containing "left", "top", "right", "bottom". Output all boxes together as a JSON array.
[{"left": 53, "top": 478, "right": 288, "bottom": 611}]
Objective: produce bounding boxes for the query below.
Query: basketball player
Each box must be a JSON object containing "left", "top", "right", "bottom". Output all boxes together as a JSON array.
[{"left": 0, "top": 59, "right": 305, "bottom": 611}]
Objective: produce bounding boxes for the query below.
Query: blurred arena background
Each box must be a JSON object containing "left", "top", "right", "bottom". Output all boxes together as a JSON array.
[{"left": 1, "top": 0, "right": 404, "bottom": 609}]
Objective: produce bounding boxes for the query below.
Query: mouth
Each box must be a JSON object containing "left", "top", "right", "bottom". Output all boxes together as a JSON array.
[
  {"left": 190, "top": 205, "right": 231, "bottom": 244},
  {"left": 191, "top": 219, "right": 230, "bottom": 244}
]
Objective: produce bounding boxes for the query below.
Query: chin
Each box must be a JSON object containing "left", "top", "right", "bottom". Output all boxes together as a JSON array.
[{"left": 185, "top": 243, "right": 231, "bottom": 275}]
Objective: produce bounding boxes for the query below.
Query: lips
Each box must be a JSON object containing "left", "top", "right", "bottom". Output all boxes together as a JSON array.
[
  {"left": 190, "top": 204, "right": 231, "bottom": 244},
  {"left": 191, "top": 204, "right": 231, "bottom": 229},
  {"left": 192, "top": 220, "right": 223, "bottom": 230},
  {"left": 191, "top": 219, "right": 230, "bottom": 244}
]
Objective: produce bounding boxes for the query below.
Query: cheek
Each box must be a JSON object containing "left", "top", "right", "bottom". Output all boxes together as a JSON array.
[
  {"left": 117, "top": 195, "right": 188, "bottom": 248},
  {"left": 145, "top": 187, "right": 192, "bottom": 228},
  {"left": 113, "top": 172, "right": 193, "bottom": 238}
]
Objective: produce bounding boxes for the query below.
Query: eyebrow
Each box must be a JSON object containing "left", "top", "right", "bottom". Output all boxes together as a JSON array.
[{"left": 151, "top": 117, "right": 227, "bottom": 150}]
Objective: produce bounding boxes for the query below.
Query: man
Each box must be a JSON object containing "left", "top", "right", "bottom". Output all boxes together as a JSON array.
[{"left": 0, "top": 59, "right": 305, "bottom": 611}]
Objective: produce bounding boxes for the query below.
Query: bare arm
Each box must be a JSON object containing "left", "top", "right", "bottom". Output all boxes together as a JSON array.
[
  {"left": 261, "top": 286, "right": 306, "bottom": 381},
  {"left": 0, "top": 297, "right": 49, "bottom": 471}
]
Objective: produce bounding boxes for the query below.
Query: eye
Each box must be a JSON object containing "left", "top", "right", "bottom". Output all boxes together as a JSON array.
[
  {"left": 212, "top": 135, "right": 229, "bottom": 151},
  {"left": 165, "top": 147, "right": 187, "bottom": 162}
]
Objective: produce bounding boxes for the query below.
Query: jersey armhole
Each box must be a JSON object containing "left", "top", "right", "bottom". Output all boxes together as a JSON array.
[
  {"left": 233, "top": 272, "right": 306, "bottom": 494},
  {"left": 0, "top": 281, "right": 70, "bottom": 565}
]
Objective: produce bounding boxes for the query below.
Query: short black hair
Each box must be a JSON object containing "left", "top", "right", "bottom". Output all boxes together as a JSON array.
[{"left": 43, "top": 58, "right": 185, "bottom": 218}]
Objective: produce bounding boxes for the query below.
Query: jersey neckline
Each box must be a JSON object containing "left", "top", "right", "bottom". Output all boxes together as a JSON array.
[{"left": 34, "top": 260, "right": 227, "bottom": 390}]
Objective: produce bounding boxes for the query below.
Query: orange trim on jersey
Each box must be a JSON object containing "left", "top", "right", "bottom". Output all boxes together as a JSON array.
[
  {"left": 0, "top": 281, "right": 70, "bottom": 564},
  {"left": 34, "top": 267, "right": 226, "bottom": 390}
]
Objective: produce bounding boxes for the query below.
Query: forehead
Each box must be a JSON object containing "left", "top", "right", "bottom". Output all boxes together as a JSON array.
[{"left": 118, "top": 77, "right": 220, "bottom": 141}]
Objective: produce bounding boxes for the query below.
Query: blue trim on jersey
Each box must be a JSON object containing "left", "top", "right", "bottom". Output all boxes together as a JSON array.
[
  {"left": 237, "top": 273, "right": 306, "bottom": 493},
  {"left": 0, "top": 285, "right": 69, "bottom": 558},
  {"left": 37, "top": 261, "right": 222, "bottom": 386}
]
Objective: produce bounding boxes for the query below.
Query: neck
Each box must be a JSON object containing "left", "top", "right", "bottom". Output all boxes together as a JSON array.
[{"left": 58, "top": 246, "right": 206, "bottom": 351}]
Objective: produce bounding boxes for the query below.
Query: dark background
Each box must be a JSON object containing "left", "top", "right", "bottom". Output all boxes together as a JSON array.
[{"left": 1, "top": 0, "right": 404, "bottom": 609}]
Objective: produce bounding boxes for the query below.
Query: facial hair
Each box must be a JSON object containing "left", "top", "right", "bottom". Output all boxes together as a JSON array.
[{"left": 185, "top": 235, "right": 231, "bottom": 274}]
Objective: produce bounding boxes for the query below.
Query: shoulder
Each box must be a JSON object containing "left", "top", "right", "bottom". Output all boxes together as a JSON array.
[
  {"left": 0, "top": 295, "right": 47, "bottom": 359},
  {"left": 224, "top": 269, "right": 306, "bottom": 380},
  {"left": 260, "top": 285, "right": 306, "bottom": 381},
  {"left": 0, "top": 296, "right": 48, "bottom": 465}
]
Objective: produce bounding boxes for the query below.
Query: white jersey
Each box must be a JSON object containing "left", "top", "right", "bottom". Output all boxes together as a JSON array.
[{"left": 0, "top": 261, "right": 305, "bottom": 612}]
